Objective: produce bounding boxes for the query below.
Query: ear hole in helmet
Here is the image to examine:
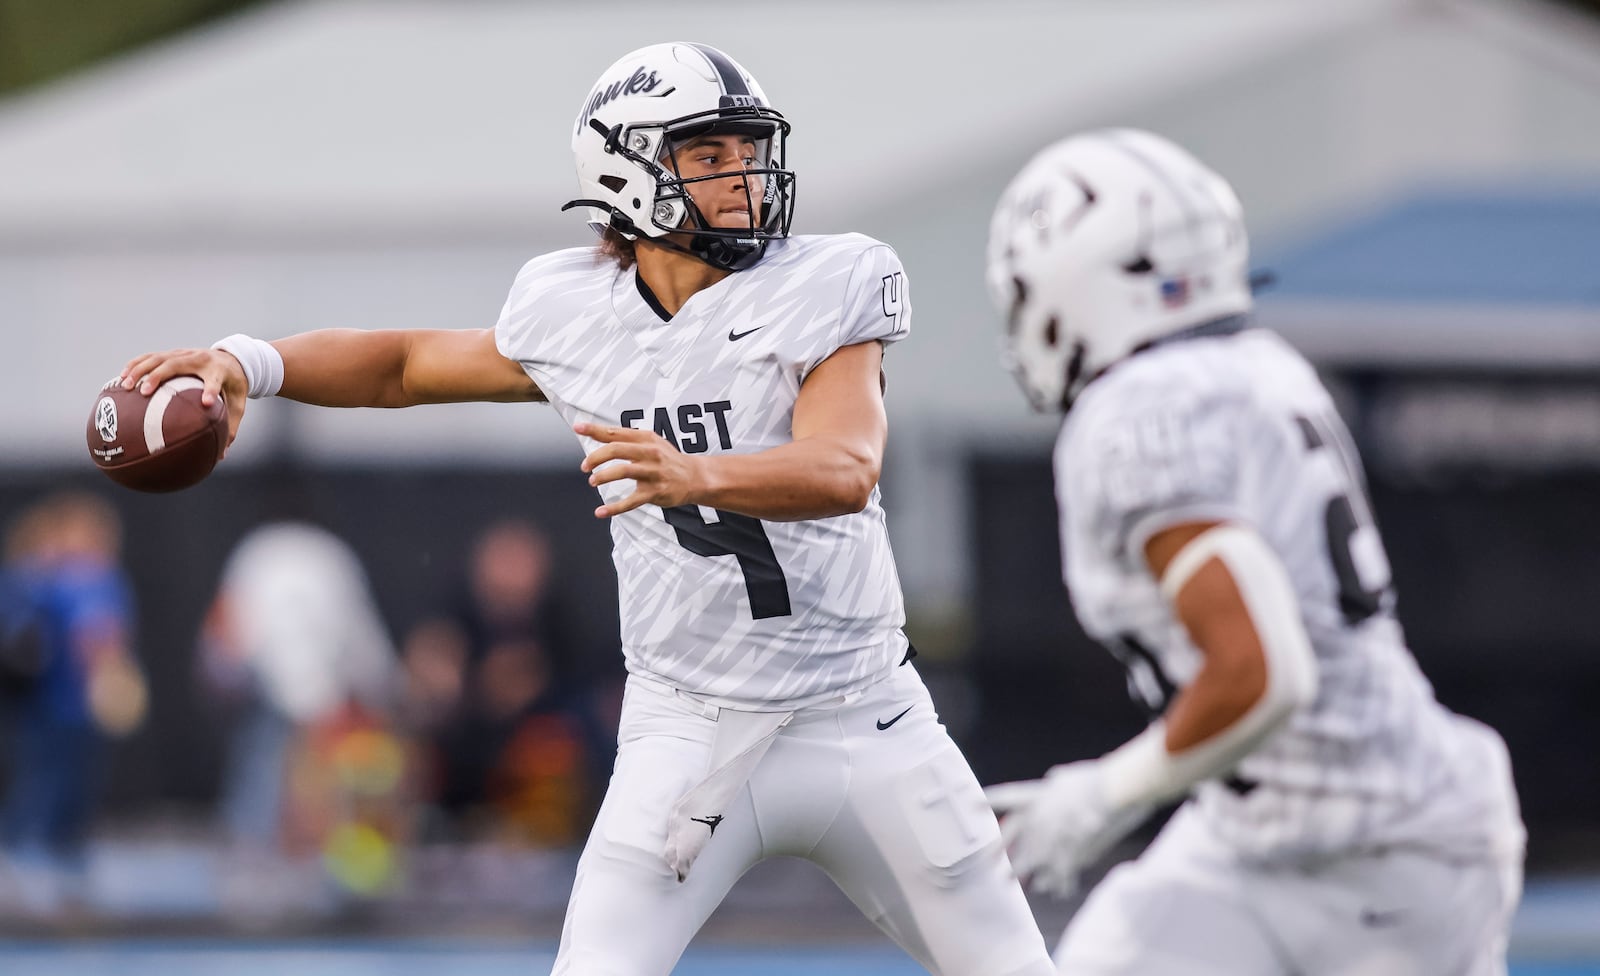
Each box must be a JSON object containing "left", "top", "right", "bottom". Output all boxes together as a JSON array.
[
  {"left": 1062, "top": 339, "right": 1087, "bottom": 409},
  {"left": 1006, "top": 275, "right": 1028, "bottom": 336},
  {"left": 1044, "top": 316, "right": 1059, "bottom": 349},
  {"left": 1123, "top": 256, "right": 1154, "bottom": 274},
  {"left": 598, "top": 175, "right": 627, "bottom": 193}
]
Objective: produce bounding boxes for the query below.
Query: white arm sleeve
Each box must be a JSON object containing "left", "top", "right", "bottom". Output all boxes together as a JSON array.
[{"left": 1099, "top": 523, "right": 1319, "bottom": 809}]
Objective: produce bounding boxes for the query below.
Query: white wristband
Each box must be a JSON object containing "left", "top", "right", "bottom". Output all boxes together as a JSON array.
[
  {"left": 1098, "top": 722, "right": 1182, "bottom": 810},
  {"left": 211, "top": 334, "right": 284, "bottom": 399}
]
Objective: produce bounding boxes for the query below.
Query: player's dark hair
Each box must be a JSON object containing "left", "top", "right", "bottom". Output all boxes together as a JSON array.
[{"left": 598, "top": 226, "right": 637, "bottom": 270}]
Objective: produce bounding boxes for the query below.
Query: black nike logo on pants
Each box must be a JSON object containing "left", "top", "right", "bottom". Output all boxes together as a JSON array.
[{"left": 876, "top": 706, "right": 913, "bottom": 731}]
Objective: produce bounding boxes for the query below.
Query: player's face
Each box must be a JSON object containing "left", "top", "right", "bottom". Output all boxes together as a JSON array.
[{"left": 668, "top": 135, "right": 764, "bottom": 230}]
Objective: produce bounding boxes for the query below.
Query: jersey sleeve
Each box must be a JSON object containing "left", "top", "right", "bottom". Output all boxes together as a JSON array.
[
  {"left": 840, "top": 243, "right": 910, "bottom": 348},
  {"left": 801, "top": 243, "right": 910, "bottom": 378},
  {"left": 493, "top": 249, "right": 599, "bottom": 370},
  {"left": 493, "top": 256, "right": 547, "bottom": 367},
  {"left": 1066, "top": 389, "right": 1246, "bottom": 567}
]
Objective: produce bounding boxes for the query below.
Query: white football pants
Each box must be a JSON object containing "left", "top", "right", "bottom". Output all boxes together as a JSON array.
[
  {"left": 1054, "top": 803, "right": 1523, "bottom": 975},
  {"left": 551, "top": 663, "right": 1054, "bottom": 976}
]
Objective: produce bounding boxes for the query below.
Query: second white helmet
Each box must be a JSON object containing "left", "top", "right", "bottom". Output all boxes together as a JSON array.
[
  {"left": 986, "top": 129, "right": 1252, "bottom": 411},
  {"left": 566, "top": 42, "right": 796, "bottom": 271}
]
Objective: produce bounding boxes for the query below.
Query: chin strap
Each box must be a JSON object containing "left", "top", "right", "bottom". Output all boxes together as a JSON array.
[
  {"left": 688, "top": 232, "right": 765, "bottom": 271},
  {"left": 645, "top": 231, "right": 765, "bottom": 272},
  {"left": 560, "top": 199, "right": 766, "bottom": 272}
]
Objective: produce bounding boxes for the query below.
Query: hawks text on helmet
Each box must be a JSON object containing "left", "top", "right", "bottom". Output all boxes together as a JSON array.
[{"left": 576, "top": 66, "right": 666, "bottom": 137}]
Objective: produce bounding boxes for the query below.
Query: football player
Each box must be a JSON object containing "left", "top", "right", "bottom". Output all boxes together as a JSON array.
[
  {"left": 983, "top": 128, "right": 1525, "bottom": 974},
  {"left": 120, "top": 42, "right": 1054, "bottom": 976}
]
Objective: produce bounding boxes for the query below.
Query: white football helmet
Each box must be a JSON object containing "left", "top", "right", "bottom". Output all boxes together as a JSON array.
[
  {"left": 565, "top": 42, "right": 795, "bottom": 271},
  {"left": 986, "top": 129, "right": 1252, "bottom": 411}
]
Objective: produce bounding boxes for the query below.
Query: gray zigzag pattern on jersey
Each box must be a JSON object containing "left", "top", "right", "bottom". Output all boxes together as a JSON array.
[
  {"left": 1058, "top": 328, "right": 1512, "bottom": 863},
  {"left": 494, "top": 234, "right": 910, "bottom": 706}
]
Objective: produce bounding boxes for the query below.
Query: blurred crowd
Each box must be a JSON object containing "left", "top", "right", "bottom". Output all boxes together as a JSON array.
[
  {"left": 0, "top": 491, "right": 620, "bottom": 922},
  {"left": 396, "top": 518, "right": 612, "bottom": 849}
]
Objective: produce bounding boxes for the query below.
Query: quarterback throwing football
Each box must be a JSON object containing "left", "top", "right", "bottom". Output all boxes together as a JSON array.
[
  {"left": 121, "top": 42, "right": 1054, "bottom": 976},
  {"left": 984, "top": 129, "right": 1525, "bottom": 975}
]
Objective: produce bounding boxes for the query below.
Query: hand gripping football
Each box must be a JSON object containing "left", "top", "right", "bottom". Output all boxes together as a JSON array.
[{"left": 87, "top": 376, "right": 227, "bottom": 492}]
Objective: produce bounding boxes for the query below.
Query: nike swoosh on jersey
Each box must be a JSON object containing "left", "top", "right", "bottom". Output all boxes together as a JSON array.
[
  {"left": 727, "top": 326, "right": 765, "bottom": 341},
  {"left": 875, "top": 706, "right": 913, "bottom": 731}
]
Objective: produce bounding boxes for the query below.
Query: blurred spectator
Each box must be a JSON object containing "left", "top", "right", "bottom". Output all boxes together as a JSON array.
[
  {"left": 401, "top": 519, "right": 607, "bottom": 847},
  {"left": 0, "top": 492, "right": 144, "bottom": 916},
  {"left": 0, "top": 510, "right": 48, "bottom": 701},
  {"left": 198, "top": 521, "right": 403, "bottom": 903}
]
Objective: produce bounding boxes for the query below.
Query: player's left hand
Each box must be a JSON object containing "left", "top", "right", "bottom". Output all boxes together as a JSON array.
[
  {"left": 577, "top": 422, "right": 705, "bottom": 518},
  {"left": 985, "top": 758, "right": 1151, "bottom": 897}
]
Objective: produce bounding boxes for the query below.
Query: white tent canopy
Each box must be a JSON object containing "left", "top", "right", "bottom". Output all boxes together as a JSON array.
[
  {"left": 1, "top": 0, "right": 1395, "bottom": 463},
  {"left": 6, "top": 0, "right": 1600, "bottom": 609},
  {"left": 0, "top": 0, "right": 1391, "bottom": 240}
]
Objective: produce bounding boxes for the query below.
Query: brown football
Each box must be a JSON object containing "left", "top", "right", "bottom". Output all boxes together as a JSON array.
[{"left": 87, "top": 376, "right": 227, "bottom": 492}]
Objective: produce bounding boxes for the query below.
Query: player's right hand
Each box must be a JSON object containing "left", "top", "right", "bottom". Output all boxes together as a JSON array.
[
  {"left": 576, "top": 421, "right": 706, "bottom": 518},
  {"left": 985, "top": 759, "right": 1151, "bottom": 897},
  {"left": 119, "top": 347, "right": 249, "bottom": 451}
]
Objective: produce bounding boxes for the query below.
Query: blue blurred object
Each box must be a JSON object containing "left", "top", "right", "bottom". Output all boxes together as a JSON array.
[
  {"left": 1, "top": 543, "right": 135, "bottom": 910},
  {"left": 1264, "top": 192, "right": 1600, "bottom": 307}
]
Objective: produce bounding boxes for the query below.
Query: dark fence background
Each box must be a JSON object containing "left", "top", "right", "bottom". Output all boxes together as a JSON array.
[
  {"left": 4, "top": 364, "right": 1598, "bottom": 871},
  {"left": 0, "top": 464, "right": 623, "bottom": 808}
]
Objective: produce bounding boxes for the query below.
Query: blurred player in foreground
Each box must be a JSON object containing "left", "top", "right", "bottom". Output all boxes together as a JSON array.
[
  {"left": 983, "top": 128, "right": 1525, "bottom": 974},
  {"left": 117, "top": 41, "right": 1052, "bottom": 976}
]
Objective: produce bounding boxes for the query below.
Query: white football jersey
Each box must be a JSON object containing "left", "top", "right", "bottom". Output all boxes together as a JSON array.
[
  {"left": 495, "top": 234, "right": 911, "bottom": 708},
  {"left": 1056, "top": 325, "right": 1521, "bottom": 863}
]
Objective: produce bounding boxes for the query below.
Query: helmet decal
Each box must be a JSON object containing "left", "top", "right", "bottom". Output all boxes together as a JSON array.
[
  {"left": 576, "top": 66, "right": 671, "bottom": 138},
  {"left": 684, "top": 42, "right": 765, "bottom": 110}
]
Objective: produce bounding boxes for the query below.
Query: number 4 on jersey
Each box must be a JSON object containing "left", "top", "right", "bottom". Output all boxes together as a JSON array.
[
  {"left": 664, "top": 505, "right": 793, "bottom": 619},
  {"left": 881, "top": 272, "right": 905, "bottom": 328}
]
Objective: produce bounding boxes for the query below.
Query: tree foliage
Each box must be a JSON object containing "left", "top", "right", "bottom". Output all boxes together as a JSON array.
[{"left": 0, "top": 0, "right": 265, "bottom": 96}]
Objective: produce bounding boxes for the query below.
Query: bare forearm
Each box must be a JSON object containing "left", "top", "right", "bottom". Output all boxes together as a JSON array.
[
  {"left": 694, "top": 435, "right": 878, "bottom": 521},
  {"left": 1144, "top": 523, "right": 1315, "bottom": 762},
  {"left": 1160, "top": 657, "right": 1266, "bottom": 752},
  {"left": 274, "top": 330, "right": 416, "bottom": 407},
  {"left": 274, "top": 328, "right": 540, "bottom": 407},
  {"left": 1098, "top": 637, "right": 1286, "bottom": 810},
  {"left": 578, "top": 342, "right": 884, "bottom": 522}
]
